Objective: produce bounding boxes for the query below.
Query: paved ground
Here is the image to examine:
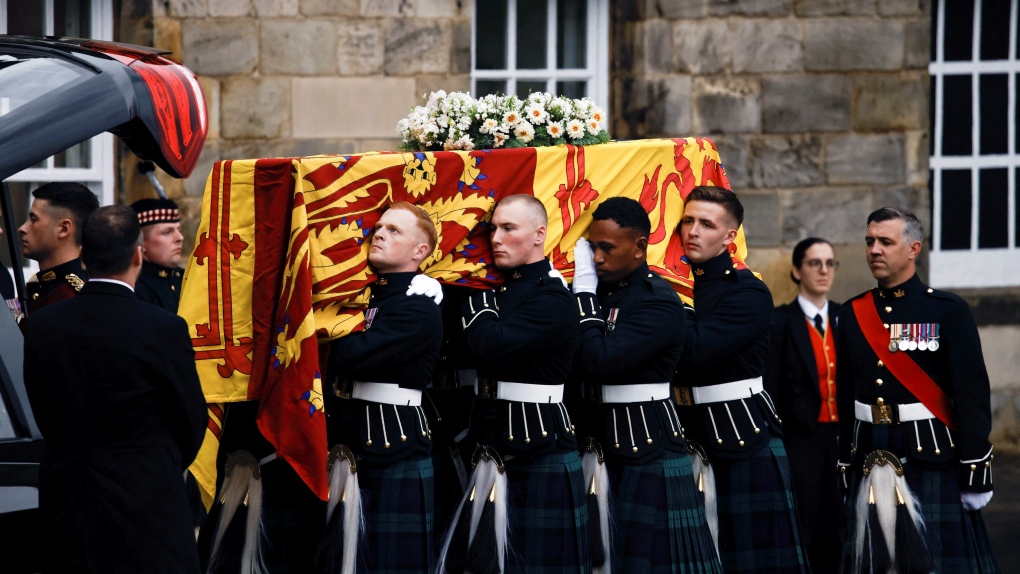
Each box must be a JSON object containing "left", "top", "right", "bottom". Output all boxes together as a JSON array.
[{"left": 983, "top": 452, "right": 1020, "bottom": 570}]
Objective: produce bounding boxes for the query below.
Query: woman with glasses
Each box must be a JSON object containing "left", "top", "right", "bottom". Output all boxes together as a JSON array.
[{"left": 764, "top": 237, "right": 842, "bottom": 574}]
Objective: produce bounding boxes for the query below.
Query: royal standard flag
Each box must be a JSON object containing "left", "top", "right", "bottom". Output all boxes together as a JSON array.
[{"left": 180, "top": 137, "right": 743, "bottom": 505}]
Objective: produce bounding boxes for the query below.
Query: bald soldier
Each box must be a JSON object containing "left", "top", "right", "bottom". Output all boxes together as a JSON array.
[{"left": 439, "top": 194, "right": 590, "bottom": 573}]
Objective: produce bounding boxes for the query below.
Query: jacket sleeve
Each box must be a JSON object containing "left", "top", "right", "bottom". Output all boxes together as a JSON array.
[
  {"left": 464, "top": 288, "right": 575, "bottom": 361},
  {"left": 835, "top": 304, "right": 857, "bottom": 463},
  {"left": 329, "top": 296, "right": 442, "bottom": 379},
  {"left": 682, "top": 282, "right": 773, "bottom": 369},
  {"left": 575, "top": 292, "right": 685, "bottom": 378},
  {"left": 162, "top": 315, "right": 208, "bottom": 468}
]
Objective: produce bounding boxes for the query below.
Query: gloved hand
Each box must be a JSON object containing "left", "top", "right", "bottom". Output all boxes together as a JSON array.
[
  {"left": 572, "top": 238, "right": 597, "bottom": 294},
  {"left": 961, "top": 491, "right": 993, "bottom": 511},
  {"left": 548, "top": 267, "right": 568, "bottom": 289},
  {"left": 407, "top": 274, "right": 444, "bottom": 305}
]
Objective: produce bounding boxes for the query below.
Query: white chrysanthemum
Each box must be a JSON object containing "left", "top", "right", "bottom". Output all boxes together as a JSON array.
[
  {"left": 503, "top": 110, "right": 522, "bottom": 125},
  {"left": 493, "top": 132, "right": 509, "bottom": 147},
  {"left": 587, "top": 117, "right": 601, "bottom": 135},
  {"left": 479, "top": 118, "right": 498, "bottom": 134},
  {"left": 524, "top": 102, "right": 548, "bottom": 124},
  {"left": 566, "top": 119, "right": 586, "bottom": 139},
  {"left": 589, "top": 105, "right": 606, "bottom": 124},
  {"left": 546, "top": 121, "right": 565, "bottom": 139},
  {"left": 515, "top": 121, "right": 535, "bottom": 143}
]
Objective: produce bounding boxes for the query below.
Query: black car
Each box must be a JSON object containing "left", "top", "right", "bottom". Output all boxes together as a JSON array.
[{"left": 0, "top": 35, "right": 207, "bottom": 572}]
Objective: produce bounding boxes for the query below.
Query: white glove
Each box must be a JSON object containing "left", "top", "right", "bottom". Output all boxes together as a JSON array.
[
  {"left": 572, "top": 239, "right": 598, "bottom": 294},
  {"left": 961, "top": 491, "right": 993, "bottom": 511},
  {"left": 407, "top": 274, "right": 444, "bottom": 305},
  {"left": 548, "top": 267, "right": 568, "bottom": 289}
]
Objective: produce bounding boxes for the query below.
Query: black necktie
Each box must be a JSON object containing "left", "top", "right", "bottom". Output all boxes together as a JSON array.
[{"left": 814, "top": 313, "right": 825, "bottom": 336}]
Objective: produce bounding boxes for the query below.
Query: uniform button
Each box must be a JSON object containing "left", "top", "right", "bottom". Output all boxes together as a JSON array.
[
  {"left": 876, "top": 397, "right": 884, "bottom": 405},
  {"left": 884, "top": 306, "right": 892, "bottom": 313},
  {"left": 830, "top": 415, "right": 836, "bottom": 421},
  {"left": 32, "top": 293, "right": 39, "bottom": 300},
  {"left": 725, "top": 270, "right": 731, "bottom": 275},
  {"left": 877, "top": 360, "right": 884, "bottom": 367},
  {"left": 927, "top": 288, "right": 934, "bottom": 293},
  {"left": 876, "top": 379, "right": 883, "bottom": 386},
  {"left": 884, "top": 323, "right": 889, "bottom": 329},
  {"left": 829, "top": 362, "right": 835, "bottom": 368}
]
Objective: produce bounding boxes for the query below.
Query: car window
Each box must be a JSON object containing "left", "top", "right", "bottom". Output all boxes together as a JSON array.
[{"left": 0, "top": 52, "right": 92, "bottom": 117}]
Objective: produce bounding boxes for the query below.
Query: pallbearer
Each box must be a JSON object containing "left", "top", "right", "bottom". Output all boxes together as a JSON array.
[
  {"left": 438, "top": 194, "right": 590, "bottom": 574},
  {"left": 673, "top": 186, "right": 808, "bottom": 573},
  {"left": 836, "top": 208, "right": 1000, "bottom": 573},
  {"left": 318, "top": 201, "right": 444, "bottom": 573},
  {"left": 572, "top": 197, "right": 721, "bottom": 573}
]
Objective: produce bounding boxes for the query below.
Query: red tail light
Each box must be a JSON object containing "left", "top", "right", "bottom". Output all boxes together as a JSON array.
[{"left": 81, "top": 40, "right": 208, "bottom": 178}]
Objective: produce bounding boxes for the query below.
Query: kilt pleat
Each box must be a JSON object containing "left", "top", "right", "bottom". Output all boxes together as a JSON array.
[
  {"left": 357, "top": 455, "right": 435, "bottom": 574},
  {"left": 504, "top": 450, "right": 592, "bottom": 574},
  {"left": 609, "top": 450, "right": 723, "bottom": 574},
  {"left": 713, "top": 437, "right": 808, "bottom": 573}
]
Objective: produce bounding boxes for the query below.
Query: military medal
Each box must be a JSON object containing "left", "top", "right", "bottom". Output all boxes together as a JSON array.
[
  {"left": 908, "top": 324, "right": 918, "bottom": 351},
  {"left": 898, "top": 324, "right": 910, "bottom": 352},
  {"left": 607, "top": 308, "right": 620, "bottom": 333},
  {"left": 918, "top": 323, "right": 929, "bottom": 351},
  {"left": 365, "top": 308, "right": 379, "bottom": 329},
  {"left": 888, "top": 324, "right": 899, "bottom": 352},
  {"left": 930, "top": 326, "right": 942, "bottom": 352}
]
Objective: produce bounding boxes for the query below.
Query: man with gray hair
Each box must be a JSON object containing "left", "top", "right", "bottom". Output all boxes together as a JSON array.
[{"left": 835, "top": 207, "right": 999, "bottom": 572}]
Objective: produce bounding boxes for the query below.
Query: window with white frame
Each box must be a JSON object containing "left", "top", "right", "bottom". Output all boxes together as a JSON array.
[
  {"left": 0, "top": 0, "right": 114, "bottom": 279},
  {"left": 472, "top": 0, "right": 609, "bottom": 107},
  {"left": 929, "top": 0, "right": 1020, "bottom": 288}
]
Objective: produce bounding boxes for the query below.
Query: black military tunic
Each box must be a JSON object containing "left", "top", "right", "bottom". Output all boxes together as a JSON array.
[
  {"left": 26, "top": 258, "right": 86, "bottom": 314},
  {"left": 325, "top": 271, "right": 443, "bottom": 573},
  {"left": 136, "top": 260, "right": 184, "bottom": 313},
  {"left": 835, "top": 273, "right": 999, "bottom": 572},
  {"left": 675, "top": 250, "right": 807, "bottom": 573},
  {"left": 455, "top": 258, "right": 590, "bottom": 573},
  {"left": 575, "top": 262, "right": 720, "bottom": 572}
]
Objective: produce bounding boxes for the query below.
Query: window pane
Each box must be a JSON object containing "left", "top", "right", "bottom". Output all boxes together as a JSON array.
[
  {"left": 517, "top": 0, "right": 548, "bottom": 69},
  {"left": 54, "top": 140, "right": 91, "bottom": 169},
  {"left": 476, "top": 79, "right": 507, "bottom": 97},
  {"left": 516, "top": 80, "right": 547, "bottom": 98},
  {"left": 980, "top": 74, "right": 1008, "bottom": 154},
  {"left": 557, "top": 0, "right": 587, "bottom": 69},
  {"left": 940, "top": 169, "right": 972, "bottom": 250},
  {"left": 943, "top": 0, "right": 975, "bottom": 61},
  {"left": 941, "top": 75, "right": 972, "bottom": 156},
  {"left": 980, "top": 0, "right": 1010, "bottom": 60},
  {"left": 6, "top": 0, "right": 46, "bottom": 35},
  {"left": 978, "top": 168, "right": 1008, "bottom": 248},
  {"left": 476, "top": 0, "right": 508, "bottom": 70},
  {"left": 54, "top": 0, "right": 92, "bottom": 38},
  {"left": 556, "top": 80, "right": 586, "bottom": 99}
]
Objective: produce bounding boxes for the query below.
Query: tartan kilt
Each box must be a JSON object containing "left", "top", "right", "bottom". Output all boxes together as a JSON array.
[
  {"left": 358, "top": 454, "right": 435, "bottom": 574},
  {"left": 608, "top": 450, "right": 723, "bottom": 574},
  {"left": 504, "top": 449, "right": 592, "bottom": 574},
  {"left": 842, "top": 457, "right": 1001, "bottom": 573},
  {"left": 713, "top": 437, "right": 808, "bottom": 573},
  {"left": 258, "top": 458, "right": 328, "bottom": 574}
]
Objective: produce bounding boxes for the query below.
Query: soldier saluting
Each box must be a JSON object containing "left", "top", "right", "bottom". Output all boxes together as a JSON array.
[{"left": 835, "top": 208, "right": 999, "bottom": 573}]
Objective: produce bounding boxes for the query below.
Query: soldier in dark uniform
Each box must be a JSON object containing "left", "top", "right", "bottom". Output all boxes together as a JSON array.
[
  {"left": 438, "top": 194, "right": 590, "bottom": 574},
  {"left": 673, "top": 186, "right": 807, "bottom": 573},
  {"left": 572, "top": 197, "right": 721, "bottom": 573},
  {"left": 836, "top": 208, "right": 1000, "bottom": 573},
  {"left": 17, "top": 182, "right": 99, "bottom": 315},
  {"left": 764, "top": 237, "right": 843, "bottom": 574},
  {"left": 321, "top": 201, "right": 444, "bottom": 572},
  {"left": 131, "top": 198, "right": 185, "bottom": 312}
]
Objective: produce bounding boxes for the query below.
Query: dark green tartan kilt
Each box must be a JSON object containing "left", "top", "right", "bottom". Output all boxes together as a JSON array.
[
  {"left": 357, "top": 454, "right": 435, "bottom": 574},
  {"left": 504, "top": 449, "right": 592, "bottom": 574},
  {"left": 713, "top": 437, "right": 809, "bottom": 573},
  {"left": 608, "top": 449, "right": 723, "bottom": 574},
  {"left": 843, "top": 453, "right": 1000, "bottom": 572}
]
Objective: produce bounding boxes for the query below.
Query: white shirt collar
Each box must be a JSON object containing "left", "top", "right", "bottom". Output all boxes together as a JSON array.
[
  {"left": 89, "top": 278, "right": 135, "bottom": 293},
  {"left": 797, "top": 294, "right": 828, "bottom": 331}
]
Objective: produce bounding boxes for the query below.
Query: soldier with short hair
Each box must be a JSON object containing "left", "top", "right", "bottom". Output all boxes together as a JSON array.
[
  {"left": 131, "top": 197, "right": 185, "bottom": 313},
  {"left": 836, "top": 208, "right": 1000, "bottom": 573}
]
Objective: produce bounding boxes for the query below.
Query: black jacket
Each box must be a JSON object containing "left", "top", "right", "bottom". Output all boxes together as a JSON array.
[
  {"left": 765, "top": 298, "right": 842, "bottom": 435},
  {"left": 675, "top": 250, "right": 778, "bottom": 459},
  {"left": 26, "top": 257, "right": 86, "bottom": 315},
  {"left": 135, "top": 260, "right": 183, "bottom": 312},
  {"left": 835, "top": 274, "right": 994, "bottom": 492},
  {"left": 327, "top": 272, "right": 443, "bottom": 463},
  {"left": 23, "top": 280, "right": 206, "bottom": 572}
]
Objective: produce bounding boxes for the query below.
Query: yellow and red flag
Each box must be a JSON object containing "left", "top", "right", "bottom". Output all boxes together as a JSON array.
[{"left": 179, "top": 137, "right": 741, "bottom": 505}]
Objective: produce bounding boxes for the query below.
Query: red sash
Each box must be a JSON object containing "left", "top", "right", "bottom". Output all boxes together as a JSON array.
[{"left": 851, "top": 295, "right": 957, "bottom": 430}]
